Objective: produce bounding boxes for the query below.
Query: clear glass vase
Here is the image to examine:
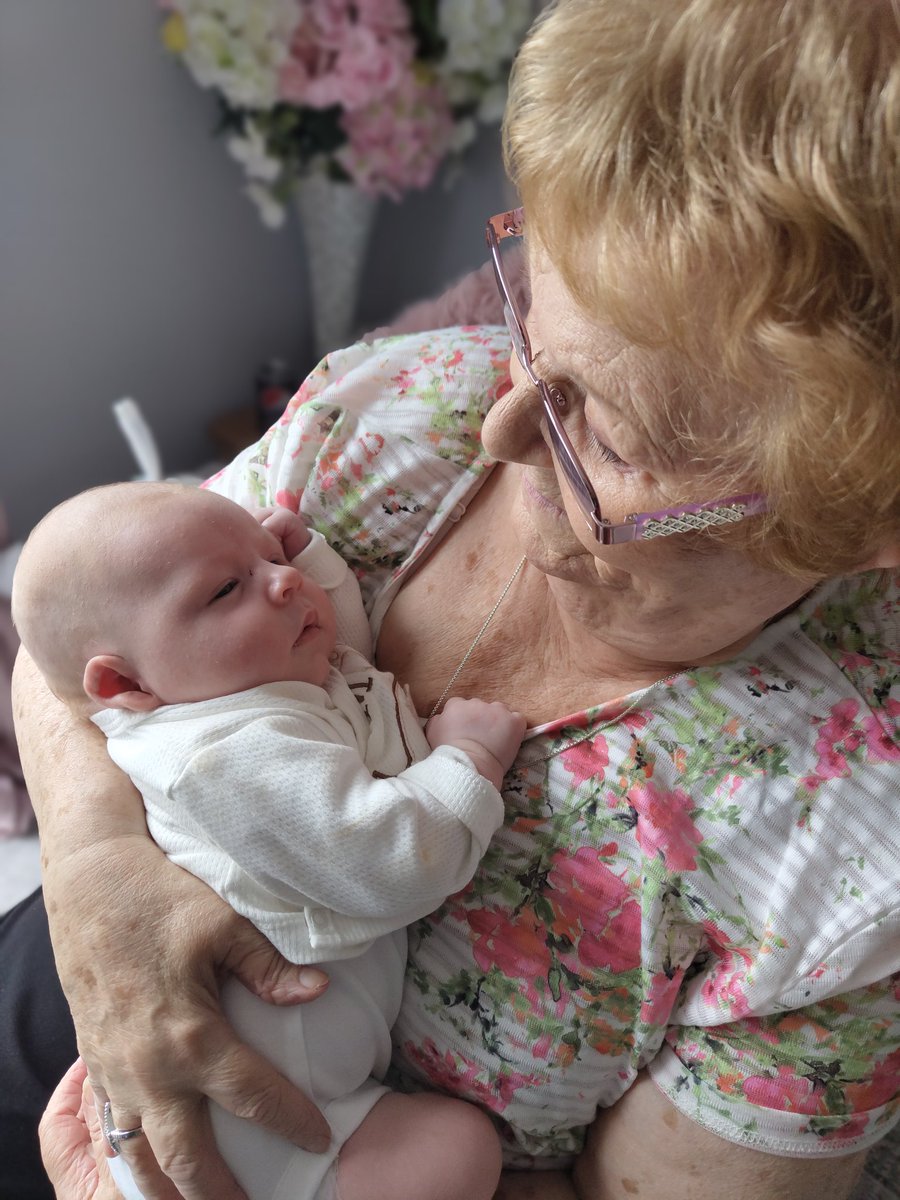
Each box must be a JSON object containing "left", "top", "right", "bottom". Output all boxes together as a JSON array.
[{"left": 293, "top": 174, "right": 379, "bottom": 362}]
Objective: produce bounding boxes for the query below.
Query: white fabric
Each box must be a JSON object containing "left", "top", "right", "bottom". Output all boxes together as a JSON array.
[{"left": 94, "top": 530, "right": 504, "bottom": 1199}]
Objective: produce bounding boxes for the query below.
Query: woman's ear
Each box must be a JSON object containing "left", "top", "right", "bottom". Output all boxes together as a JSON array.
[{"left": 83, "top": 655, "right": 163, "bottom": 712}]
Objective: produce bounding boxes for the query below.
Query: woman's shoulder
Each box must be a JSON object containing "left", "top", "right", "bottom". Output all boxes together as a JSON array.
[
  {"left": 797, "top": 568, "right": 899, "bottom": 660},
  {"left": 206, "top": 326, "right": 512, "bottom": 604}
]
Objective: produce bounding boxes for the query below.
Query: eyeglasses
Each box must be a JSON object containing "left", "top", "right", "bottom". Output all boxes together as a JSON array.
[{"left": 485, "top": 208, "right": 768, "bottom": 545}]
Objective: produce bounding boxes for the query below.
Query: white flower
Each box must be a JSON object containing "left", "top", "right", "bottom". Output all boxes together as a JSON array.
[
  {"left": 437, "top": 0, "right": 532, "bottom": 80},
  {"left": 245, "top": 181, "right": 286, "bottom": 229},
  {"left": 173, "top": 0, "right": 299, "bottom": 110},
  {"left": 226, "top": 120, "right": 282, "bottom": 182}
]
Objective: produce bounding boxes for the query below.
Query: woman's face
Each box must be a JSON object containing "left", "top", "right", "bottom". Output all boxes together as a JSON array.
[{"left": 481, "top": 251, "right": 817, "bottom": 668}]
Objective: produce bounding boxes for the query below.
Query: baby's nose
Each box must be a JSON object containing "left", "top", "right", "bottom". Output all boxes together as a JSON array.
[{"left": 268, "top": 563, "right": 302, "bottom": 601}]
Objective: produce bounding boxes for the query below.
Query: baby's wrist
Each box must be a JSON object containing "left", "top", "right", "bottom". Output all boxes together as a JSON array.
[{"left": 442, "top": 738, "right": 506, "bottom": 790}]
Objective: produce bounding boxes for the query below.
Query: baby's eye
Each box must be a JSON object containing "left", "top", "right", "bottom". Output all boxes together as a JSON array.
[{"left": 211, "top": 580, "right": 237, "bottom": 602}]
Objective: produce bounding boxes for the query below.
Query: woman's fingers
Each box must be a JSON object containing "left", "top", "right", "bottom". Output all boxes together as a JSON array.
[
  {"left": 40, "top": 1059, "right": 97, "bottom": 1200},
  {"left": 39, "top": 1059, "right": 121, "bottom": 1200},
  {"left": 201, "top": 1031, "right": 331, "bottom": 1153},
  {"left": 41, "top": 844, "right": 331, "bottom": 1199},
  {"left": 222, "top": 920, "right": 329, "bottom": 1006},
  {"left": 99, "top": 1032, "right": 332, "bottom": 1200},
  {"left": 112, "top": 1100, "right": 246, "bottom": 1200}
]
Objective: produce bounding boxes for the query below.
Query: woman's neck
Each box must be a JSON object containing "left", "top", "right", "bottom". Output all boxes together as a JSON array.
[{"left": 375, "top": 463, "right": 809, "bottom": 726}]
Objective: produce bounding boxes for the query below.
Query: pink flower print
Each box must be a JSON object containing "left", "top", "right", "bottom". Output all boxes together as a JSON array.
[
  {"left": 862, "top": 713, "right": 900, "bottom": 763},
  {"left": 561, "top": 734, "right": 609, "bottom": 786},
  {"left": 547, "top": 849, "right": 641, "bottom": 974},
  {"left": 626, "top": 781, "right": 703, "bottom": 872},
  {"left": 812, "top": 699, "right": 863, "bottom": 774},
  {"left": 845, "top": 1047, "right": 900, "bottom": 1110},
  {"left": 467, "top": 907, "right": 553, "bottom": 989},
  {"left": 813, "top": 741, "right": 851, "bottom": 780},
  {"left": 702, "top": 969, "right": 751, "bottom": 1018},
  {"left": 639, "top": 968, "right": 683, "bottom": 1026},
  {"left": 401, "top": 1038, "right": 540, "bottom": 1115},
  {"left": 820, "top": 698, "right": 862, "bottom": 744},
  {"left": 274, "top": 488, "right": 303, "bottom": 513},
  {"left": 743, "top": 1065, "right": 823, "bottom": 1114},
  {"left": 818, "top": 1114, "right": 871, "bottom": 1142},
  {"left": 699, "top": 920, "right": 754, "bottom": 1018}
]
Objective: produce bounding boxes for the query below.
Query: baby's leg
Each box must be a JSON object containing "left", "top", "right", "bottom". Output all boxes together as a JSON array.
[{"left": 334, "top": 1091, "right": 502, "bottom": 1200}]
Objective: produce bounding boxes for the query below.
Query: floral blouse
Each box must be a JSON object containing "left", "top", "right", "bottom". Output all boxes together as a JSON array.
[{"left": 207, "top": 326, "right": 900, "bottom": 1167}]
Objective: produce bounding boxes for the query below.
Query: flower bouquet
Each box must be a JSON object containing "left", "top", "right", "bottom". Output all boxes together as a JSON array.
[{"left": 159, "top": 0, "right": 534, "bottom": 228}]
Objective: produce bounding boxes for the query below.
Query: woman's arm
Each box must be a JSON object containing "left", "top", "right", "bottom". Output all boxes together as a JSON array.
[
  {"left": 12, "top": 648, "right": 331, "bottom": 1200},
  {"left": 572, "top": 1071, "right": 867, "bottom": 1200}
]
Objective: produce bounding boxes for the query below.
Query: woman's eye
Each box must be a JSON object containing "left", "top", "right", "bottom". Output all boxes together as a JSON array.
[
  {"left": 551, "top": 379, "right": 628, "bottom": 467},
  {"left": 211, "top": 580, "right": 237, "bottom": 602},
  {"left": 588, "top": 433, "right": 626, "bottom": 467}
]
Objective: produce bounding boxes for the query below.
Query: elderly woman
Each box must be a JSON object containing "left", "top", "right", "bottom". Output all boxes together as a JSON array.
[{"left": 8, "top": 0, "right": 899, "bottom": 1198}]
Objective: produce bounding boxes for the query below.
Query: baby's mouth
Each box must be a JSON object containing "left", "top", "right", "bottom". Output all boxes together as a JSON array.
[{"left": 294, "top": 612, "right": 319, "bottom": 646}]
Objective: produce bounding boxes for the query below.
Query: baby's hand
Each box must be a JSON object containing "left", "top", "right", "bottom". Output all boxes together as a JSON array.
[
  {"left": 252, "top": 505, "right": 311, "bottom": 561},
  {"left": 425, "top": 698, "right": 527, "bottom": 791}
]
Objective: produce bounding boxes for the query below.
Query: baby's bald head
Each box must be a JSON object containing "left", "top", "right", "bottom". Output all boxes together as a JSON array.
[{"left": 12, "top": 481, "right": 201, "bottom": 707}]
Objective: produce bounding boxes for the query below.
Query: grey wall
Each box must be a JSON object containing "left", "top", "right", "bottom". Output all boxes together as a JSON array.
[{"left": 0, "top": 2, "right": 510, "bottom": 540}]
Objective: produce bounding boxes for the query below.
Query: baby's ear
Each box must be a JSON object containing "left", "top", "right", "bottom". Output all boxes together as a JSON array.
[{"left": 83, "top": 655, "right": 163, "bottom": 712}]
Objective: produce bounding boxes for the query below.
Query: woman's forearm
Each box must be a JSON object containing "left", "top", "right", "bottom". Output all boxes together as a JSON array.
[
  {"left": 14, "top": 645, "right": 332, "bottom": 1200},
  {"left": 12, "top": 646, "right": 147, "bottom": 857}
]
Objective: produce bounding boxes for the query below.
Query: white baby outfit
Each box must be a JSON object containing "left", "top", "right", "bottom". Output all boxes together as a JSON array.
[{"left": 93, "top": 531, "right": 504, "bottom": 1200}]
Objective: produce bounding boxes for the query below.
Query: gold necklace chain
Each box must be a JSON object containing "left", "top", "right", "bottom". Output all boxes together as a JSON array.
[
  {"left": 427, "top": 550, "right": 681, "bottom": 764},
  {"left": 427, "top": 554, "right": 528, "bottom": 719}
]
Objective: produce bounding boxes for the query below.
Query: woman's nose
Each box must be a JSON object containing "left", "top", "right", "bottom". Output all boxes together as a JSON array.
[
  {"left": 481, "top": 364, "right": 552, "bottom": 466},
  {"left": 267, "top": 563, "right": 302, "bottom": 603}
]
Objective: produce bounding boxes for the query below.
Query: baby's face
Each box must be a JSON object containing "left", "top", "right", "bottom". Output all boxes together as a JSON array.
[{"left": 121, "top": 492, "right": 337, "bottom": 704}]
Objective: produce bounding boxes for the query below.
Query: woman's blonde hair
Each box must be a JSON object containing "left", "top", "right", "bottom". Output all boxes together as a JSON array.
[{"left": 504, "top": 0, "right": 900, "bottom": 576}]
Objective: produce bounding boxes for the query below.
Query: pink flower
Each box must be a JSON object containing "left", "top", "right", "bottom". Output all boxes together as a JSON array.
[
  {"left": 560, "top": 734, "right": 609, "bottom": 785},
  {"left": 818, "top": 1114, "right": 871, "bottom": 1142},
  {"left": 337, "top": 73, "right": 455, "bottom": 199},
  {"left": 278, "top": 1, "right": 415, "bottom": 112},
  {"left": 845, "top": 1047, "right": 900, "bottom": 1110},
  {"left": 743, "top": 1065, "right": 823, "bottom": 1114},
  {"left": 547, "top": 848, "right": 642, "bottom": 974},
  {"left": 699, "top": 920, "right": 754, "bottom": 1018},
  {"left": 626, "top": 781, "right": 703, "bottom": 872},
  {"left": 639, "top": 969, "right": 683, "bottom": 1026},
  {"left": 401, "top": 1038, "right": 540, "bottom": 1114},
  {"left": 274, "top": 488, "right": 303, "bottom": 513},
  {"left": 467, "top": 907, "right": 553, "bottom": 987},
  {"left": 819, "top": 697, "right": 862, "bottom": 744},
  {"left": 862, "top": 713, "right": 900, "bottom": 764}
]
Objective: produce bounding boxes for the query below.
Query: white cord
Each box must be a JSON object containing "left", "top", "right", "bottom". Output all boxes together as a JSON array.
[{"left": 112, "top": 397, "right": 163, "bottom": 481}]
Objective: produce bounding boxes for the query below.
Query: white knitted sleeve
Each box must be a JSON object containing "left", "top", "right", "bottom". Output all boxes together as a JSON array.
[{"left": 170, "top": 718, "right": 503, "bottom": 925}]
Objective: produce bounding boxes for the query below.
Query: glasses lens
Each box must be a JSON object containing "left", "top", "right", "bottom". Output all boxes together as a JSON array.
[
  {"left": 503, "top": 301, "right": 529, "bottom": 371},
  {"left": 539, "top": 383, "right": 602, "bottom": 528}
]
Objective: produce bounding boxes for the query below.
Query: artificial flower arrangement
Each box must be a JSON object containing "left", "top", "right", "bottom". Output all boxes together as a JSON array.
[{"left": 159, "top": 0, "right": 534, "bottom": 227}]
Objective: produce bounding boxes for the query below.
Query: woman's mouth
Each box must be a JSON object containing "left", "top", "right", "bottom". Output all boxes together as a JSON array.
[{"left": 521, "top": 469, "right": 565, "bottom": 517}]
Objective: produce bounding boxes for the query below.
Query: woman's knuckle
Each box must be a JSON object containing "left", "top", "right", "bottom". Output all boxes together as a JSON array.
[{"left": 231, "top": 1081, "right": 282, "bottom": 1127}]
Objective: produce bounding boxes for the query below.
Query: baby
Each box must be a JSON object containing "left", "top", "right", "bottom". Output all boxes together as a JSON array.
[{"left": 12, "top": 480, "right": 526, "bottom": 1200}]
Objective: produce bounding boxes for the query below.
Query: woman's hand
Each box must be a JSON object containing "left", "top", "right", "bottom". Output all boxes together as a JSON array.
[
  {"left": 13, "top": 650, "right": 331, "bottom": 1200},
  {"left": 40, "top": 1059, "right": 120, "bottom": 1200}
]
